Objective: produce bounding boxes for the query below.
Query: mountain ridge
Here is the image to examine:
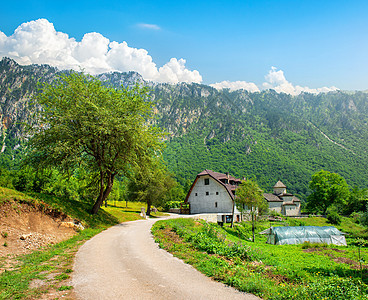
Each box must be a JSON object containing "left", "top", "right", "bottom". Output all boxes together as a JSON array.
[{"left": 1, "top": 57, "right": 368, "bottom": 199}]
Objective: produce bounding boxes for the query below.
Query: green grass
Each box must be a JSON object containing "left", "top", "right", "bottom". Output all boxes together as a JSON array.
[
  {"left": 152, "top": 218, "right": 368, "bottom": 300},
  {"left": 0, "top": 187, "right": 150, "bottom": 299},
  {"left": 0, "top": 187, "right": 35, "bottom": 205},
  {"left": 103, "top": 200, "right": 169, "bottom": 221},
  {"left": 102, "top": 200, "right": 146, "bottom": 223}
]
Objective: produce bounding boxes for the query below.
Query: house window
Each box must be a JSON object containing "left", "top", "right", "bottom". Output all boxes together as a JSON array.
[
  {"left": 216, "top": 192, "right": 219, "bottom": 195},
  {"left": 206, "top": 191, "right": 209, "bottom": 196},
  {"left": 204, "top": 178, "right": 209, "bottom": 185},
  {"left": 215, "top": 202, "right": 217, "bottom": 208},
  {"left": 195, "top": 193, "right": 198, "bottom": 196}
]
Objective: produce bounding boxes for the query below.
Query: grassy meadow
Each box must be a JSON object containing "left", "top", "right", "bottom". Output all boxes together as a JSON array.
[{"left": 152, "top": 217, "right": 368, "bottom": 300}]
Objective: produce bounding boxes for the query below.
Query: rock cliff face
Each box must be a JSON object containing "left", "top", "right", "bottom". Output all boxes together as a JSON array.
[
  {"left": 1, "top": 57, "right": 368, "bottom": 197},
  {"left": 0, "top": 58, "right": 56, "bottom": 144}
]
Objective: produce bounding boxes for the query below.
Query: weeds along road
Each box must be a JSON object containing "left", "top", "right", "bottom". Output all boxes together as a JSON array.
[{"left": 72, "top": 216, "right": 260, "bottom": 300}]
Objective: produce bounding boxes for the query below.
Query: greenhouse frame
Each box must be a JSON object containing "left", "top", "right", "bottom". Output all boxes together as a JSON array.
[{"left": 259, "top": 226, "right": 347, "bottom": 246}]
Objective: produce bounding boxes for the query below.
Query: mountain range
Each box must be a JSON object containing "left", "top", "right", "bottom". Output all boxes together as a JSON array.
[{"left": 1, "top": 57, "right": 368, "bottom": 200}]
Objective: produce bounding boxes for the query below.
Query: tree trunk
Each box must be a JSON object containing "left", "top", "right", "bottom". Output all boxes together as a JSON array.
[
  {"left": 146, "top": 200, "right": 151, "bottom": 217},
  {"left": 91, "top": 172, "right": 115, "bottom": 214},
  {"left": 92, "top": 170, "right": 105, "bottom": 214}
]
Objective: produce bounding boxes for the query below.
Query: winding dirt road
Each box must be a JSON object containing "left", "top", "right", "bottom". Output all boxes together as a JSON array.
[{"left": 72, "top": 217, "right": 260, "bottom": 299}]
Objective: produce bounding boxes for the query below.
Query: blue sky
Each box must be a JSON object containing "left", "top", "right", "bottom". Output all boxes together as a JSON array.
[{"left": 0, "top": 0, "right": 367, "bottom": 92}]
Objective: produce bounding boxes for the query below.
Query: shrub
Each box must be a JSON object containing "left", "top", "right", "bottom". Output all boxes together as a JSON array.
[
  {"left": 185, "top": 223, "right": 251, "bottom": 260},
  {"left": 164, "top": 200, "right": 183, "bottom": 211},
  {"left": 350, "top": 212, "right": 363, "bottom": 224},
  {"left": 360, "top": 204, "right": 368, "bottom": 227},
  {"left": 327, "top": 207, "right": 341, "bottom": 225}
]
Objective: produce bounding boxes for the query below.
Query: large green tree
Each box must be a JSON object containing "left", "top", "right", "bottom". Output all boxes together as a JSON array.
[
  {"left": 307, "top": 170, "right": 350, "bottom": 214},
  {"left": 235, "top": 179, "right": 267, "bottom": 241},
  {"left": 344, "top": 187, "right": 368, "bottom": 215},
  {"left": 27, "top": 72, "right": 162, "bottom": 214},
  {"left": 127, "top": 159, "right": 176, "bottom": 215}
]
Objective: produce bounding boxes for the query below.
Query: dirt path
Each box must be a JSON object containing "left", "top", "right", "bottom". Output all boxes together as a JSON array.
[{"left": 72, "top": 217, "right": 260, "bottom": 299}]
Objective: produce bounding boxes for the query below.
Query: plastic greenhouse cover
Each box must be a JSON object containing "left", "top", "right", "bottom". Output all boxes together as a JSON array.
[{"left": 265, "top": 226, "right": 346, "bottom": 245}]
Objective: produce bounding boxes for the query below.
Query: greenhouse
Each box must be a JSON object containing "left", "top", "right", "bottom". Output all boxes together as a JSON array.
[{"left": 259, "top": 226, "right": 347, "bottom": 246}]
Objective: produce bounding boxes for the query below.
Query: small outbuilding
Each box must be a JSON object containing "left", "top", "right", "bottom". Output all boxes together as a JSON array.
[
  {"left": 264, "top": 181, "right": 301, "bottom": 216},
  {"left": 259, "top": 226, "right": 347, "bottom": 246}
]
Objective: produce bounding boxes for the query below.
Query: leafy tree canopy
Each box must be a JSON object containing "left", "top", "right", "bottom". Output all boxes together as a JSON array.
[
  {"left": 235, "top": 179, "right": 266, "bottom": 241},
  {"left": 344, "top": 186, "right": 368, "bottom": 215},
  {"left": 27, "top": 72, "right": 163, "bottom": 214},
  {"left": 236, "top": 179, "right": 267, "bottom": 213},
  {"left": 307, "top": 170, "right": 350, "bottom": 214},
  {"left": 127, "top": 158, "right": 176, "bottom": 215}
]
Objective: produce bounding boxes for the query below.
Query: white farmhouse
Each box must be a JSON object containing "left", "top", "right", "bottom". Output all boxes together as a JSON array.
[
  {"left": 185, "top": 170, "right": 243, "bottom": 221},
  {"left": 264, "top": 181, "right": 301, "bottom": 216},
  {"left": 185, "top": 172, "right": 301, "bottom": 219}
]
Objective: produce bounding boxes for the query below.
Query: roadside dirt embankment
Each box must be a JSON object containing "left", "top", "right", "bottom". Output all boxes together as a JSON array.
[{"left": 0, "top": 199, "right": 77, "bottom": 259}]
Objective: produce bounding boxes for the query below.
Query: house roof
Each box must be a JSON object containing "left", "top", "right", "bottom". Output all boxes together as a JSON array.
[
  {"left": 291, "top": 196, "right": 301, "bottom": 202},
  {"left": 282, "top": 202, "right": 297, "bottom": 206},
  {"left": 264, "top": 190, "right": 301, "bottom": 205},
  {"left": 279, "top": 193, "right": 294, "bottom": 197},
  {"left": 264, "top": 193, "right": 283, "bottom": 202},
  {"left": 197, "top": 169, "right": 242, "bottom": 183},
  {"left": 185, "top": 169, "right": 242, "bottom": 202},
  {"left": 273, "top": 180, "right": 286, "bottom": 188}
]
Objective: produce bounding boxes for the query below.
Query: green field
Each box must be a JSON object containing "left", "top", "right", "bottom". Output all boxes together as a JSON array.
[{"left": 152, "top": 217, "right": 368, "bottom": 300}]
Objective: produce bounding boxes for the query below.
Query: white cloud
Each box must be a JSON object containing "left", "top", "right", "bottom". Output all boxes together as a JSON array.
[
  {"left": 0, "top": 19, "right": 340, "bottom": 93},
  {"left": 137, "top": 23, "right": 161, "bottom": 30},
  {"left": 262, "top": 66, "right": 338, "bottom": 95},
  {"left": 158, "top": 58, "right": 202, "bottom": 83},
  {"left": 0, "top": 19, "right": 201, "bottom": 83},
  {"left": 210, "top": 68, "right": 338, "bottom": 95},
  {"left": 210, "top": 80, "right": 259, "bottom": 92}
]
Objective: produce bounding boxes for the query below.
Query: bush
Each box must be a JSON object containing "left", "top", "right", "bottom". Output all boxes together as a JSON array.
[
  {"left": 327, "top": 207, "right": 341, "bottom": 225},
  {"left": 164, "top": 200, "right": 183, "bottom": 211},
  {"left": 360, "top": 204, "right": 368, "bottom": 227},
  {"left": 350, "top": 212, "right": 363, "bottom": 224}
]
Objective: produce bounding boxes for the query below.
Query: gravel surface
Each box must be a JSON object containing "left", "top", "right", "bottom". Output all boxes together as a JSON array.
[{"left": 72, "top": 217, "right": 260, "bottom": 300}]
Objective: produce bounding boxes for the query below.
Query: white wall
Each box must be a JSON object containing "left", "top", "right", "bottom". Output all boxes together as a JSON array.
[
  {"left": 188, "top": 175, "right": 236, "bottom": 214},
  {"left": 282, "top": 204, "right": 300, "bottom": 216},
  {"left": 268, "top": 201, "right": 282, "bottom": 214}
]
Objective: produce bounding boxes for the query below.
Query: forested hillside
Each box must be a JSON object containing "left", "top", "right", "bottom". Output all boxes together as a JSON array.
[
  {"left": 153, "top": 85, "right": 368, "bottom": 198},
  {"left": 1, "top": 57, "right": 368, "bottom": 200}
]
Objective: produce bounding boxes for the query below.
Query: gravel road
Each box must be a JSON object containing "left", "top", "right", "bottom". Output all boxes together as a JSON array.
[{"left": 72, "top": 216, "right": 260, "bottom": 300}]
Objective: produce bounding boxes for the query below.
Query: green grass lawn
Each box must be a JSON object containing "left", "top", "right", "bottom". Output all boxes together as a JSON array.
[
  {"left": 103, "top": 200, "right": 169, "bottom": 221},
  {"left": 152, "top": 217, "right": 368, "bottom": 300}
]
